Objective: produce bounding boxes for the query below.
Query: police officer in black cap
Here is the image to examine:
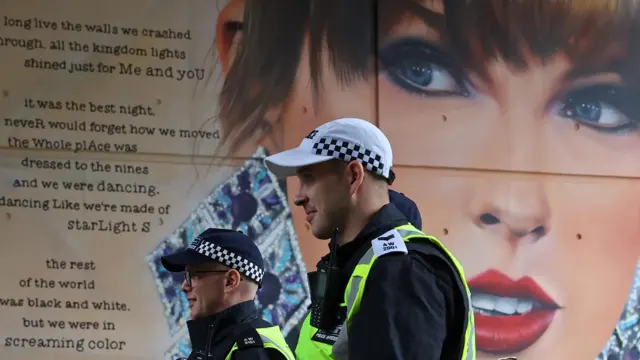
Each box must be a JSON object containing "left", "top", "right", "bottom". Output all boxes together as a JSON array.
[{"left": 161, "top": 228, "right": 295, "bottom": 360}]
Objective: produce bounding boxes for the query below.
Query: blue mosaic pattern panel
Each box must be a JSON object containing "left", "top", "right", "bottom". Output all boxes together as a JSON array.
[
  {"left": 598, "top": 263, "right": 640, "bottom": 360},
  {"left": 253, "top": 217, "right": 310, "bottom": 334},
  {"left": 165, "top": 332, "right": 191, "bottom": 360},
  {"left": 146, "top": 147, "right": 310, "bottom": 357}
]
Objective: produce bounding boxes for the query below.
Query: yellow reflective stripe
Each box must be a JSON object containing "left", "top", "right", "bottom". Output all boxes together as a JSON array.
[
  {"left": 344, "top": 243, "right": 377, "bottom": 320},
  {"left": 259, "top": 333, "right": 295, "bottom": 360},
  {"left": 344, "top": 227, "right": 417, "bottom": 321},
  {"left": 345, "top": 276, "right": 361, "bottom": 321},
  {"left": 396, "top": 227, "right": 424, "bottom": 238},
  {"left": 226, "top": 327, "right": 295, "bottom": 360},
  {"left": 345, "top": 226, "right": 420, "bottom": 320},
  {"left": 342, "top": 223, "right": 476, "bottom": 359},
  {"left": 344, "top": 250, "right": 375, "bottom": 322},
  {"left": 462, "top": 320, "right": 476, "bottom": 360},
  {"left": 295, "top": 315, "right": 335, "bottom": 360},
  {"left": 398, "top": 225, "right": 470, "bottom": 281}
]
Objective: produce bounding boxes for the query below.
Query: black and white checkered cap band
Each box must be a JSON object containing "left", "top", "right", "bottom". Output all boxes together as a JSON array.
[
  {"left": 312, "top": 137, "right": 386, "bottom": 177},
  {"left": 193, "top": 242, "right": 264, "bottom": 284}
]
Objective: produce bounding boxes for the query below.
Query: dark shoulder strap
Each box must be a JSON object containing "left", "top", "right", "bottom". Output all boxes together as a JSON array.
[
  {"left": 405, "top": 241, "right": 466, "bottom": 294},
  {"left": 229, "top": 318, "right": 272, "bottom": 352},
  {"left": 210, "top": 322, "right": 255, "bottom": 359},
  {"left": 405, "top": 240, "right": 447, "bottom": 259},
  {"left": 234, "top": 326, "right": 265, "bottom": 350},
  {"left": 405, "top": 240, "right": 470, "bottom": 360}
]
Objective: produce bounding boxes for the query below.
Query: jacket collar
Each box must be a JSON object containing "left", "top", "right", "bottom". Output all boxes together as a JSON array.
[
  {"left": 330, "top": 203, "right": 408, "bottom": 267},
  {"left": 315, "top": 203, "right": 409, "bottom": 288},
  {"left": 187, "top": 300, "right": 258, "bottom": 352}
]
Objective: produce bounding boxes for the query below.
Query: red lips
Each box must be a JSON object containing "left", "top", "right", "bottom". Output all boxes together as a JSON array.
[{"left": 469, "top": 269, "right": 559, "bottom": 355}]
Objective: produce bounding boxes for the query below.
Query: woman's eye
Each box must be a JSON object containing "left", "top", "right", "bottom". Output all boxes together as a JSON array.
[
  {"left": 553, "top": 85, "right": 638, "bottom": 134},
  {"left": 379, "top": 38, "right": 470, "bottom": 97},
  {"left": 395, "top": 61, "right": 460, "bottom": 93},
  {"left": 558, "top": 100, "right": 628, "bottom": 127}
]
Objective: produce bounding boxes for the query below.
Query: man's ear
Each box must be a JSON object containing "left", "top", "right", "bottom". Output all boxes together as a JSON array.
[
  {"left": 224, "top": 269, "right": 243, "bottom": 292},
  {"left": 346, "top": 161, "right": 365, "bottom": 195},
  {"left": 216, "top": 0, "right": 245, "bottom": 74}
]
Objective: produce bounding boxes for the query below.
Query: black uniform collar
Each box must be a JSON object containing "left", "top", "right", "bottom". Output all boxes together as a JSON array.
[
  {"left": 333, "top": 203, "right": 408, "bottom": 266},
  {"left": 316, "top": 203, "right": 408, "bottom": 275},
  {"left": 186, "top": 300, "right": 258, "bottom": 352}
]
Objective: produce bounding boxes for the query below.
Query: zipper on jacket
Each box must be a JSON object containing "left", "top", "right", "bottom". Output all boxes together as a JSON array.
[{"left": 205, "top": 324, "right": 214, "bottom": 358}]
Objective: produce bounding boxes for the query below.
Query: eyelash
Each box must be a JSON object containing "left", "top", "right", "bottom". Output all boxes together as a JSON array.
[
  {"left": 378, "top": 38, "right": 639, "bottom": 134},
  {"left": 379, "top": 38, "right": 471, "bottom": 98},
  {"left": 552, "top": 85, "right": 639, "bottom": 134}
]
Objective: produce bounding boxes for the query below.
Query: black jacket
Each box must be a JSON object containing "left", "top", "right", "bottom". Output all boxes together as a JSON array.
[
  {"left": 186, "top": 300, "right": 287, "bottom": 360},
  {"left": 313, "top": 204, "right": 468, "bottom": 360}
]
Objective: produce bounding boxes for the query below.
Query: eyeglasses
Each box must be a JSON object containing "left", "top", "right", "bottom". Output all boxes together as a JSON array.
[{"left": 184, "top": 269, "right": 228, "bottom": 287}]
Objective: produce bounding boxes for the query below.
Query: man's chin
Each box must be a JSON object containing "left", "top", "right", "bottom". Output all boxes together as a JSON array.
[
  {"left": 312, "top": 228, "right": 333, "bottom": 240},
  {"left": 311, "top": 224, "right": 327, "bottom": 240},
  {"left": 189, "top": 306, "right": 200, "bottom": 320}
]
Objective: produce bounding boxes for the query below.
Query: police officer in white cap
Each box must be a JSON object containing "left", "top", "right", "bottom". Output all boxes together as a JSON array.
[
  {"left": 161, "top": 228, "right": 295, "bottom": 360},
  {"left": 264, "top": 118, "right": 476, "bottom": 360}
]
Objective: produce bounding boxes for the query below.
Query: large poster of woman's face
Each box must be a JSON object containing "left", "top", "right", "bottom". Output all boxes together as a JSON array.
[{"left": 214, "top": 0, "right": 640, "bottom": 359}]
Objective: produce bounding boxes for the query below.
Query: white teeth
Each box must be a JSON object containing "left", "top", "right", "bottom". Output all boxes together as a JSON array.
[
  {"left": 471, "top": 292, "right": 536, "bottom": 315},
  {"left": 517, "top": 301, "right": 533, "bottom": 314},
  {"left": 471, "top": 293, "right": 496, "bottom": 312},
  {"left": 495, "top": 297, "right": 518, "bottom": 315}
]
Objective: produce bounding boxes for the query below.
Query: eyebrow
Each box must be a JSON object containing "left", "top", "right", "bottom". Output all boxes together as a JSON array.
[
  {"left": 296, "top": 166, "right": 313, "bottom": 176},
  {"left": 563, "top": 65, "right": 620, "bottom": 83},
  {"left": 405, "top": 1, "right": 445, "bottom": 32},
  {"left": 379, "top": 1, "right": 450, "bottom": 51},
  {"left": 559, "top": 50, "right": 637, "bottom": 91}
]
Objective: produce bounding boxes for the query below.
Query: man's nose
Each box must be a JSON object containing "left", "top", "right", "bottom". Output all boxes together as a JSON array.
[
  {"left": 293, "top": 193, "right": 307, "bottom": 207},
  {"left": 181, "top": 278, "right": 190, "bottom": 292}
]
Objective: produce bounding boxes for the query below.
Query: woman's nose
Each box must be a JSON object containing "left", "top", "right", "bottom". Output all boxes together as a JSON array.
[{"left": 467, "top": 178, "right": 551, "bottom": 242}]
